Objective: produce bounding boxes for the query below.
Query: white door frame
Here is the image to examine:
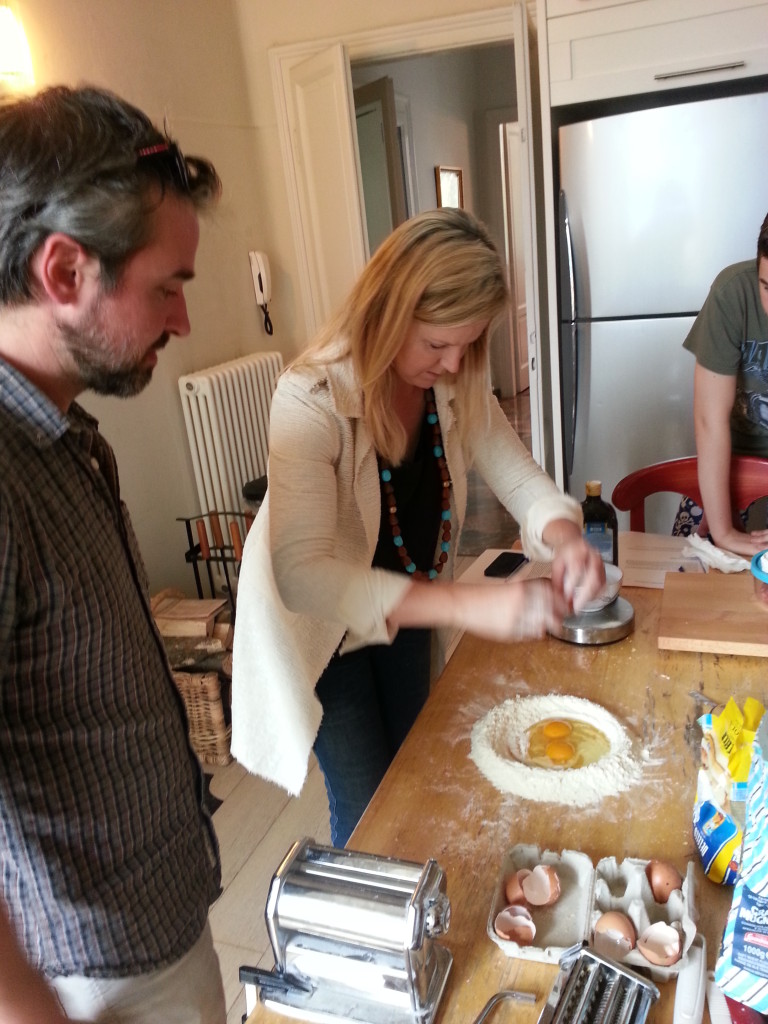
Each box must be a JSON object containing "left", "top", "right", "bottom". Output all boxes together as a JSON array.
[{"left": 269, "top": 5, "right": 549, "bottom": 470}]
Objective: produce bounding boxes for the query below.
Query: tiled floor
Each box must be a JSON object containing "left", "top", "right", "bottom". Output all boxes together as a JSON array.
[{"left": 208, "top": 389, "right": 531, "bottom": 1023}]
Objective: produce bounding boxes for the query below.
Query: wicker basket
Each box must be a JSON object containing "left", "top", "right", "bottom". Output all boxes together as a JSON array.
[{"left": 173, "top": 670, "right": 232, "bottom": 766}]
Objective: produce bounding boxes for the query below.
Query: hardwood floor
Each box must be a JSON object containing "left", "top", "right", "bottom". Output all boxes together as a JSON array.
[{"left": 208, "top": 388, "right": 532, "bottom": 1023}]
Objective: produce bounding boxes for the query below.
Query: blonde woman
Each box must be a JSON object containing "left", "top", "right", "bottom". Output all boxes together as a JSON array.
[{"left": 232, "top": 209, "right": 604, "bottom": 845}]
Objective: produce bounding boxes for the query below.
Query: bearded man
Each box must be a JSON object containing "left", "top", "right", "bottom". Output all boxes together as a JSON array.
[{"left": 0, "top": 85, "right": 225, "bottom": 1024}]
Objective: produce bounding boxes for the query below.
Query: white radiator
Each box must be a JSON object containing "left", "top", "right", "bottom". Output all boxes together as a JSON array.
[{"left": 178, "top": 351, "right": 283, "bottom": 516}]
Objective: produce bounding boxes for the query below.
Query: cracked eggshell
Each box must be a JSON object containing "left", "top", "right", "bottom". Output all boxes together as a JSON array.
[
  {"left": 522, "top": 864, "right": 561, "bottom": 906},
  {"left": 504, "top": 868, "right": 531, "bottom": 906},
  {"left": 591, "top": 857, "right": 697, "bottom": 982},
  {"left": 637, "top": 921, "right": 682, "bottom": 967},
  {"left": 494, "top": 904, "right": 536, "bottom": 945},
  {"left": 593, "top": 911, "right": 636, "bottom": 959},
  {"left": 488, "top": 844, "right": 594, "bottom": 963}
]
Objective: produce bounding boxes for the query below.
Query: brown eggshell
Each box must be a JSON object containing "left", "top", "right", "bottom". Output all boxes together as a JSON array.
[
  {"left": 521, "top": 864, "right": 561, "bottom": 906},
  {"left": 504, "top": 868, "right": 531, "bottom": 906},
  {"left": 592, "top": 911, "right": 636, "bottom": 959},
  {"left": 494, "top": 904, "right": 536, "bottom": 945},
  {"left": 636, "top": 921, "right": 682, "bottom": 966},
  {"left": 645, "top": 859, "right": 683, "bottom": 904}
]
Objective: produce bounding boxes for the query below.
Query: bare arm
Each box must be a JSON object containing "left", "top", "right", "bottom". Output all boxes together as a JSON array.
[
  {"left": 694, "top": 363, "right": 768, "bottom": 555},
  {"left": 387, "top": 519, "right": 604, "bottom": 642},
  {"left": 0, "top": 903, "right": 72, "bottom": 1023}
]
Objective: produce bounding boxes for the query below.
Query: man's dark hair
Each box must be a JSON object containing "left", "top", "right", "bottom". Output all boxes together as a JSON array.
[
  {"left": 0, "top": 85, "right": 221, "bottom": 304},
  {"left": 758, "top": 212, "right": 768, "bottom": 268}
]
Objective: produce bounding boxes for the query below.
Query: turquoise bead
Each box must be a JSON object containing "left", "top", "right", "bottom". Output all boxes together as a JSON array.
[{"left": 382, "top": 390, "right": 451, "bottom": 582}]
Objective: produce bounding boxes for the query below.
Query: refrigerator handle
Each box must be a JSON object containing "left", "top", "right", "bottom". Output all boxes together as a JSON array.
[{"left": 558, "top": 189, "right": 578, "bottom": 479}]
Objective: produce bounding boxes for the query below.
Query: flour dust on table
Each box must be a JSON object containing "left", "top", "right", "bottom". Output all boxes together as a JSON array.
[{"left": 470, "top": 694, "right": 643, "bottom": 806}]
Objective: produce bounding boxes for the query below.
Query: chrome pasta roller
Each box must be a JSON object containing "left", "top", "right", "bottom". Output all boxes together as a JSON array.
[{"left": 241, "top": 837, "right": 452, "bottom": 1024}]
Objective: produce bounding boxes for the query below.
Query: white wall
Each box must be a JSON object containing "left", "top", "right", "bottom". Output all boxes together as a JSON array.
[{"left": 10, "top": 0, "right": 538, "bottom": 592}]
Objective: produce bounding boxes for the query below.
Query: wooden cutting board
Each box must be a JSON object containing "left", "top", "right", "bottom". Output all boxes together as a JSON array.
[{"left": 657, "top": 570, "right": 768, "bottom": 656}]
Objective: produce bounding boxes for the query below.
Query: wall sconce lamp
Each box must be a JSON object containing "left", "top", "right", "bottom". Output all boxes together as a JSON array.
[{"left": 0, "top": 5, "right": 34, "bottom": 90}]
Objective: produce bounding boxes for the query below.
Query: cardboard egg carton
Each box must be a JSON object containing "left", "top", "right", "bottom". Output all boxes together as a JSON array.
[{"left": 487, "top": 843, "right": 697, "bottom": 982}]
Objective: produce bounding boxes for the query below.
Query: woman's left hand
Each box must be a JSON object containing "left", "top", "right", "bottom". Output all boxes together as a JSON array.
[{"left": 549, "top": 535, "right": 606, "bottom": 611}]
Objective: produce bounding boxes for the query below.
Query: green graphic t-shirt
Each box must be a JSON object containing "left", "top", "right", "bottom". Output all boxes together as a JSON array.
[{"left": 684, "top": 260, "right": 768, "bottom": 455}]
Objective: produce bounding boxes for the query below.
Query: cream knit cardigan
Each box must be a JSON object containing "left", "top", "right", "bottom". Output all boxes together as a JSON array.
[{"left": 231, "top": 356, "right": 581, "bottom": 795}]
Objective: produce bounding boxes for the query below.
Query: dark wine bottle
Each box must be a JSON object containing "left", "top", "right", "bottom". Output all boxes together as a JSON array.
[{"left": 581, "top": 480, "right": 619, "bottom": 566}]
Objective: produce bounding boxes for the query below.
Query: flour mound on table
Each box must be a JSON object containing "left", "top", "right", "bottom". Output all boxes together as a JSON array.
[{"left": 470, "top": 694, "right": 642, "bottom": 806}]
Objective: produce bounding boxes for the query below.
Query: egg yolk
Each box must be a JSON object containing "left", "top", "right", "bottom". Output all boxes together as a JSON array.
[
  {"left": 545, "top": 739, "right": 576, "bottom": 763},
  {"left": 542, "top": 719, "right": 572, "bottom": 739},
  {"left": 524, "top": 716, "right": 611, "bottom": 769}
]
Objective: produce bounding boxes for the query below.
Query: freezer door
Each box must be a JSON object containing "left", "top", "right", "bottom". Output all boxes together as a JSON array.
[
  {"left": 568, "top": 318, "right": 696, "bottom": 534},
  {"left": 559, "top": 91, "right": 768, "bottom": 319}
]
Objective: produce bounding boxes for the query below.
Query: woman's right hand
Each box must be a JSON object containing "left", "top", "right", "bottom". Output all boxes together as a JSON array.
[{"left": 451, "top": 579, "right": 570, "bottom": 642}]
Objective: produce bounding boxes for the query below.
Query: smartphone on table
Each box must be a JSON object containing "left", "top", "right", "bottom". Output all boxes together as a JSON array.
[{"left": 483, "top": 551, "right": 528, "bottom": 579}]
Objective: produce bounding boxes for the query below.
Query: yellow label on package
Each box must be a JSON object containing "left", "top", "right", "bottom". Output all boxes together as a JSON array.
[
  {"left": 713, "top": 697, "right": 764, "bottom": 783},
  {"left": 694, "top": 696, "right": 764, "bottom": 884}
]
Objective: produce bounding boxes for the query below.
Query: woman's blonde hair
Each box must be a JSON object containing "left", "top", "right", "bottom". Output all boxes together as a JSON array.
[{"left": 292, "top": 208, "right": 510, "bottom": 463}]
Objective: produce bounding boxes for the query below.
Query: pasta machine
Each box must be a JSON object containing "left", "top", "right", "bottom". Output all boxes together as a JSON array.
[{"left": 240, "top": 837, "right": 452, "bottom": 1024}]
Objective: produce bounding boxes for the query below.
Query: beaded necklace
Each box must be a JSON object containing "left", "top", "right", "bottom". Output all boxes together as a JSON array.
[{"left": 379, "top": 388, "right": 452, "bottom": 581}]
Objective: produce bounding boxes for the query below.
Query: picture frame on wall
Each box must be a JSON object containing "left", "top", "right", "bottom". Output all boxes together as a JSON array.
[{"left": 434, "top": 166, "right": 463, "bottom": 209}]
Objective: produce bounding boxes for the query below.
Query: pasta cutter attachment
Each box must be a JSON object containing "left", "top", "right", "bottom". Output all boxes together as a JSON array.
[{"left": 538, "top": 943, "right": 659, "bottom": 1024}]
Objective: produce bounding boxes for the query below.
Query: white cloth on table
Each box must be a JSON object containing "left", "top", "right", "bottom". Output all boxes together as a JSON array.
[{"left": 685, "top": 533, "right": 751, "bottom": 573}]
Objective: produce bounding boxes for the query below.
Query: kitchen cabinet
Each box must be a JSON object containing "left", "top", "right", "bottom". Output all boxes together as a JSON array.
[{"left": 543, "top": 0, "right": 768, "bottom": 105}]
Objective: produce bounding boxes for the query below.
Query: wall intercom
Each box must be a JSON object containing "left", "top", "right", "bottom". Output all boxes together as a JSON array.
[{"left": 249, "top": 250, "right": 273, "bottom": 334}]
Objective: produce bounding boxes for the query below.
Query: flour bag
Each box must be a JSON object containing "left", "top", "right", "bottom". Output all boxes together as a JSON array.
[
  {"left": 693, "top": 697, "right": 764, "bottom": 885},
  {"left": 714, "top": 714, "right": 768, "bottom": 1011}
]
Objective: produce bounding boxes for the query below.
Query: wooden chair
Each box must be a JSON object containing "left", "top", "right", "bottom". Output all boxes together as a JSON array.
[
  {"left": 177, "top": 510, "right": 257, "bottom": 613},
  {"left": 611, "top": 455, "right": 768, "bottom": 532}
]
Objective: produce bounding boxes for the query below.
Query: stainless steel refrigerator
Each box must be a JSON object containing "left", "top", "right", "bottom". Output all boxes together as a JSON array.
[{"left": 558, "top": 88, "right": 768, "bottom": 532}]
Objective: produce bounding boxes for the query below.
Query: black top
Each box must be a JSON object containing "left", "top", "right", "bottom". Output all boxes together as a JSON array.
[{"left": 373, "top": 412, "right": 442, "bottom": 575}]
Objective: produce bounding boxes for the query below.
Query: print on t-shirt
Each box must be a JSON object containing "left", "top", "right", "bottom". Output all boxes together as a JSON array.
[{"left": 735, "top": 338, "right": 768, "bottom": 434}]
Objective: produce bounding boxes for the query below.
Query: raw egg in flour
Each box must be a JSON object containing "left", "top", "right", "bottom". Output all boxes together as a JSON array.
[{"left": 526, "top": 717, "right": 611, "bottom": 769}]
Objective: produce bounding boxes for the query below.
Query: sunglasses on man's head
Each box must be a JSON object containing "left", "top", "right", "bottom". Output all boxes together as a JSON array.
[{"left": 136, "top": 140, "right": 190, "bottom": 191}]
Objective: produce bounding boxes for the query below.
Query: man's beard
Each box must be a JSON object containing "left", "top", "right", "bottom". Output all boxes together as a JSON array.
[{"left": 59, "top": 299, "right": 168, "bottom": 398}]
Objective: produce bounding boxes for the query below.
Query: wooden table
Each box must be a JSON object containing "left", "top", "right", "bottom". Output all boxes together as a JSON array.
[{"left": 248, "top": 551, "right": 763, "bottom": 1024}]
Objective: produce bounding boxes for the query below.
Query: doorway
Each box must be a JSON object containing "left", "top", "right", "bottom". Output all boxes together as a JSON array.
[
  {"left": 350, "top": 44, "right": 531, "bottom": 411},
  {"left": 353, "top": 76, "right": 408, "bottom": 254}
]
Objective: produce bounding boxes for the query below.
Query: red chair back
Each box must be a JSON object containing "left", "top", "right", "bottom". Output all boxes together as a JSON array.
[{"left": 611, "top": 456, "right": 768, "bottom": 532}]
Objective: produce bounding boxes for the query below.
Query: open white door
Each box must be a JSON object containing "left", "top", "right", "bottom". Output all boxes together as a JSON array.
[
  {"left": 279, "top": 44, "right": 368, "bottom": 334},
  {"left": 503, "top": 121, "right": 530, "bottom": 395},
  {"left": 507, "top": 3, "right": 546, "bottom": 469}
]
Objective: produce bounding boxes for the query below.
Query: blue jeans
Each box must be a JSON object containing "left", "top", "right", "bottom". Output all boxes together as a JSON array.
[{"left": 313, "top": 628, "right": 431, "bottom": 847}]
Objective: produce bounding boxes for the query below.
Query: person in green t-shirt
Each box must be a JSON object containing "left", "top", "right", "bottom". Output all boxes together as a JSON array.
[{"left": 682, "top": 212, "right": 768, "bottom": 556}]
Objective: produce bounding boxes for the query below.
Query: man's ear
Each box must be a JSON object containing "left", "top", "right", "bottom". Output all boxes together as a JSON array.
[{"left": 30, "top": 233, "right": 99, "bottom": 307}]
